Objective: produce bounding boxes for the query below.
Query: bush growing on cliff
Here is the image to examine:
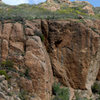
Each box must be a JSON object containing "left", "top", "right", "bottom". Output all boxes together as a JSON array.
[
  {"left": 91, "top": 82, "right": 100, "bottom": 94},
  {"left": 52, "top": 82, "right": 70, "bottom": 100},
  {"left": 18, "top": 89, "right": 28, "bottom": 100},
  {"left": 0, "top": 70, "right": 9, "bottom": 80},
  {"left": 0, "top": 3, "right": 98, "bottom": 21},
  {"left": 0, "top": 60, "right": 15, "bottom": 73},
  {"left": 1, "top": 60, "right": 14, "bottom": 69},
  {"left": 34, "top": 30, "right": 45, "bottom": 42}
]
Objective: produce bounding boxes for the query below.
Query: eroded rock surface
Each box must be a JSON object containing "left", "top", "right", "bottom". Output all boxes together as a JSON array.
[
  {"left": 0, "top": 20, "right": 53, "bottom": 100},
  {"left": 42, "top": 20, "right": 100, "bottom": 90},
  {"left": 0, "top": 19, "right": 100, "bottom": 100}
]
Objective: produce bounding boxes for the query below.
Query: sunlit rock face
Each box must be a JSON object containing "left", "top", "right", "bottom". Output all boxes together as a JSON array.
[
  {"left": 0, "top": 20, "right": 53, "bottom": 100},
  {"left": 0, "top": 19, "right": 100, "bottom": 100},
  {"left": 42, "top": 20, "right": 100, "bottom": 90}
]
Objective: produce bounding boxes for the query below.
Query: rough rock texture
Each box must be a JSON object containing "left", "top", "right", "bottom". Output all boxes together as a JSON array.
[
  {"left": 42, "top": 20, "right": 100, "bottom": 90},
  {"left": 0, "top": 20, "right": 53, "bottom": 100},
  {"left": 42, "top": 0, "right": 71, "bottom": 11},
  {"left": 70, "top": 1, "right": 94, "bottom": 15},
  {"left": 0, "top": 19, "right": 100, "bottom": 100},
  {"left": 0, "top": 75, "right": 21, "bottom": 100},
  {"left": 43, "top": 0, "right": 94, "bottom": 15},
  {"left": 83, "top": 5, "right": 94, "bottom": 15},
  {"left": 84, "top": 20, "right": 100, "bottom": 81}
]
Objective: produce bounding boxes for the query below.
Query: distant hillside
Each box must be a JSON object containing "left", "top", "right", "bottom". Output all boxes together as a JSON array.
[{"left": 0, "top": 1, "right": 99, "bottom": 20}]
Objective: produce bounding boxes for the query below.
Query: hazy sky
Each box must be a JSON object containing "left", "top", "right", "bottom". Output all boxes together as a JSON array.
[
  {"left": 2, "top": 0, "right": 46, "bottom": 5},
  {"left": 71, "top": 0, "right": 100, "bottom": 7},
  {"left": 2, "top": 0, "right": 100, "bottom": 7}
]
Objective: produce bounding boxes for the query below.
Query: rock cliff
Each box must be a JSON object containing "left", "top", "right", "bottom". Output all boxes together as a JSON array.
[{"left": 0, "top": 19, "right": 100, "bottom": 100}]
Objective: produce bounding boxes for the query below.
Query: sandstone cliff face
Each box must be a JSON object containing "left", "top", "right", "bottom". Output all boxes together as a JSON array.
[
  {"left": 0, "top": 20, "right": 53, "bottom": 100},
  {"left": 42, "top": 20, "right": 100, "bottom": 90},
  {"left": 0, "top": 19, "right": 100, "bottom": 100}
]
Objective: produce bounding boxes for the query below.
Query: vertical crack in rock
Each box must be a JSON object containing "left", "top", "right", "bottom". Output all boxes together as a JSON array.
[{"left": 0, "top": 19, "right": 100, "bottom": 100}]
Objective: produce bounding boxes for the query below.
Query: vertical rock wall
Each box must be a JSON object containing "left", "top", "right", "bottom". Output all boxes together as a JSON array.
[
  {"left": 0, "top": 20, "right": 53, "bottom": 100},
  {"left": 42, "top": 20, "right": 100, "bottom": 90},
  {"left": 0, "top": 19, "right": 100, "bottom": 100}
]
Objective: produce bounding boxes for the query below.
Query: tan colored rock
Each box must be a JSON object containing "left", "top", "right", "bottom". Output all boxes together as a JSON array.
[
  {"left": 0, "top": 98, "right": 5, "bottom": 100},
  {"left": 25, "top": 20, "right": 41, "bottom": 32},
  {"left": 10, "top": 22, "right": 24, "bottom": 42},
  {"left": 0, "top": 22, "right": 2, "bottom": 39},
  {"left": 0, "top": 20, "right": 53, "bottom": 100},
  {"left": 43, "top": 20, "right": 100, "bottom": 90},
  {"left": 25, "top": 36, "right": 53, "bottom": 100},
  {"left": 83, "top": 6, "right": 94, "bottom": 15},
  {"left": 10, "top": 41, "right": 24, "bottom": 52},
  {"left": 70, "top": 1, "right": 94, "bottom": 15},
  {"left": 19, "top": 77, "right": 34, "bottom": 93},
  {"left": 0, "top": 19, "right": 100, "bottom": 100},
  {"left": 46, "top": 0, "right": 53, "bottom": 3},
  {"left": 26, "top": 38, "right": 42, "bottom": 50},
  {"left": 25, "top": 28, "right": 34, "bottom": 36},
  {"left": 2, "top": 23, "right": 12, "bottom": 40},
  {"left": 1, "top": 39, "right": 8, "bottom": 61}
]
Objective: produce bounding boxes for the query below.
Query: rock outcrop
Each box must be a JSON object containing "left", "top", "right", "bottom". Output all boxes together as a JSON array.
[
  {"left": 0, "top": 20, "right": 53, "bottom": 100},
  {"left": 42, "top": 20, "right": 100, "bottom": 90},
  {"left": 0, "top": 19, "right": 100, "bottom": 100},
  {"left": 45, "top": 0, "right": 94, "bottom": 15},
  {"left": 70, "top": 1, "right": 94, "bottom": 15}
]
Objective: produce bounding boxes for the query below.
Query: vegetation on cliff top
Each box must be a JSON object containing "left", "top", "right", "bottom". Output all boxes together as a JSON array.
[{"left": 0, "top": 2, "right": 99, "bottom": 20}]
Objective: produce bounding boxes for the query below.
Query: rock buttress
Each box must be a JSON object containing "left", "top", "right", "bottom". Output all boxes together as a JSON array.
[{"left": 42, "top": 20, "right": 100, "bottom": 90}]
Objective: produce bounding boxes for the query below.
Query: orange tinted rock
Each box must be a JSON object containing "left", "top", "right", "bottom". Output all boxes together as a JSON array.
[
  {"left": 10, "top": 22, "right": 25, "bottom": 42},
  {"left": 2, "top": 23, "right": 12, "bottom": 40},
  {"left": 25, "top": 28, "right": 34, "bottom": 36},
  {"left": 0, "top": 20, "right": 53, "bottom": 100},
  {"left": 0, "top": 19, "right": 100, "bottom": 100},
  {"left": 1, "top": 39, "right": 8, "bottom": 61},
  {"left": 44, "top": 20, "right": 100, "bottom": 90},
  {"left": 25, "top": 36, "right": 53, "bottom": 100},
  {"left": 10, "top": 41, "right": 24, "bottom": 52},
  {"left": 19, "top": 77, "right": 34, "bottom": 93}
]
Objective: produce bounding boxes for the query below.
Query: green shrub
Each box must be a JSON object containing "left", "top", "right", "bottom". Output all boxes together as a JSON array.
[
  {"left": 1, "top": 60, "right": 14, "bottom": 68},
  {"left": 52, "top": 82, "right": 69, "bottom": 100},
  {"left": 24, "top": 69, "right": 31, "bottom": 79},
  {"left": 0, "top": 70, "right": 9, "bottom": 80},
  {"left": 0, "top": 3, "right": 98, "bottom": 21},
  {"left": 18, "top": 69, "right": 31, "bottom": 79},
  {"left": 91, "top": 82, "right": 100, "bottom": 94},
  {"left": 18, "top": 89, "right": 28, "bottom": 100},
  {"left": 34, "top": 30, "right": 45, "bottom": 42},
  {"left": 91, "top": 27, "right": 99, "bottom": 34}
]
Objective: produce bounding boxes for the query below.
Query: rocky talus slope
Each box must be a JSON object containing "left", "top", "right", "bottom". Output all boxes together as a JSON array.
[{"left": 0, "top": 19, "right": 100, "bottom": 100}]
